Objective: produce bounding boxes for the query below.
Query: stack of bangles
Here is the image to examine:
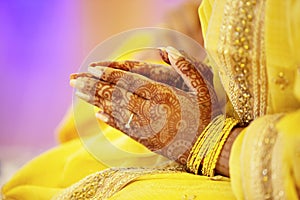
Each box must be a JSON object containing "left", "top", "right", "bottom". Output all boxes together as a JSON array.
[{"left": 187, "top": 114, "right": 239, "bottom": 177}]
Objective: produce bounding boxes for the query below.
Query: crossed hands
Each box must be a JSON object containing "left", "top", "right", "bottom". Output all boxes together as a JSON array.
[{"left": 70, "top": 46, "right": 220, "bottom": 165}]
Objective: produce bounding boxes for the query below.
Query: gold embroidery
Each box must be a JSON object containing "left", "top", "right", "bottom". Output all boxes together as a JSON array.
[
  {"left": 55, "top": 167, "right": 185, "bottom": 200},
  {"left": 274, "top": 72, "right": 289, "bottom": 90},
  {"left": 242, "top": 114, "right": 284, "bottom": 199},
  {"left": 217, "top": 0, "right": 267, "bottom": 124},
  {"left": 182, "top": 194, "right": 197, "bottom": 200},
  {"left": 258, "top": 116, "right": 284, "bottom": 199}
]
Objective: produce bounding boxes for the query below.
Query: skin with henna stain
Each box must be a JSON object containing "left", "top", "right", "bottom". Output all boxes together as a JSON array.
[{"left": 70, "top": 46, "right": 239, "bottom": 177}]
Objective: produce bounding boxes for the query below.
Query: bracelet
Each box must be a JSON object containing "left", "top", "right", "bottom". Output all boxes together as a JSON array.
[
  {"left": 202, "top": 117, "right": 238, "bottom": 176},
  {"left": 187, "top": 115, "right": 238, "bottom": 176},
  {"left": 187, "top": 115, "right": 225, "bottom": 174}
]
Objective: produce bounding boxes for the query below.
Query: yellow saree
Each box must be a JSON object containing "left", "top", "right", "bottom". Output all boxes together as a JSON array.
[{"left": 2, "top": 0, "right": 300, "bottom": 199}]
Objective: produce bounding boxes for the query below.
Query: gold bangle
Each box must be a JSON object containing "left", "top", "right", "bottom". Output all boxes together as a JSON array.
[
  {"left": 187, "top": 115, "right": 226, "bottom": 174},
  {"left": 202, "top": 117, "right": 238, "bottom": 177},
  {"left": 193, "top": 116, "right": 225, "bottom": 173},
  {"left": 187, "top": 115, "right": 223, "bottom": 174}
]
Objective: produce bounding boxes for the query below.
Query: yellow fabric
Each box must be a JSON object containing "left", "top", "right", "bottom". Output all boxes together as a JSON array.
[
  {"left": 230, "top": 111, "right": 300, "bottom": 199},
  {"left": 1, "top": 60, "right": 235, "bottom": 200},
  {"left": 229, "top": 128, "right": 246, "bottom": 200},
  {"left": 276, "top": 110, "right": 300, "bottom": 199},
  {"left": 294, "top": 69, "right": 300, "bottom": 101},
  {"left": 55, "top": 106, "right": 79, "bottom": 143},
  {"left": 265, "top": 0, "right": 300, "bottom": 114},
  {"left": 3, "top": 186, "right": 61, "bottom": 200},
  {"left": 200, "top": 0, "right": 300, "bottom": 198},
  {"left": 2, "top": 0, "right": 300, "bottom": 199},
  {"left": 199, "top": 0, "right": 300, "bottom": 117},
  {"left": 2, "top": 110, "right": 235, "bottom": 200},
  {"left": 2, "top": 139, "right": 106, "bottom": 200},
  {"left": 110, "top": 173, "right": 234, "bottom": 200}
]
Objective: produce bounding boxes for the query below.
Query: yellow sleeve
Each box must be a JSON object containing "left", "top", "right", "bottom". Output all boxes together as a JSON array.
[
  {"left": 276, "top": 110, "right": 300, "bottom": 197},
  {"left": 264, "top": 0, "right": 300, "bottom": 114},
  {"left": 229, "top": 111, "right": 300, "bottom": 199},
  {"left": 228, "top": 128, "right": 246, "bottom": 200}
]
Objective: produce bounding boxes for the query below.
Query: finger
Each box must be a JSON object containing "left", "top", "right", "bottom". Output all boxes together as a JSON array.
[
  {"left": 95, "top": 110, "right": 140, "bottom": 138},
  {"left": 90, "top": 60, "right": 169, "bottom": 77},
  {"left": 89, "top": 61, "right": 189, "bottom": 91},
  {"left": 70, "top": 72, "right": 151, "bottom": 115},
  {"left": 177, "top": 50, "right": 214, "bottom": 87},
  {"left": 94, "top": 86, "right": 183, "bottom": 154},
  {"left": 71, "top": 72, "right": 157, "bottom": 138},
  {"left": 161, "top": 47, "right": 222, "bottom": 124},
  {"left": 88, "top": 66, "right": 169, "bottom": 100},
  {"left": 95, "top": 109, "right": 134, "bottom": 131},
  {"left": 159, "top": 49, "right": 171, "bottom": 65},
  {"left": 96, "top": 104, "right": 164, "bottom": 152},
  {"left": 70, "top": 73, "right": 135, "bottom": 112},
  {"left": 159, "top": 47, "right": 200, "bottom": 72},
  {"left": 90, "top": 60, "right": 144, "bottom": 71},
  {"left": 160, "top": 46, "right": 212, "bottom": 101},
  {"left": 70, "top": 73, "right": 112, "bottom": 108}
]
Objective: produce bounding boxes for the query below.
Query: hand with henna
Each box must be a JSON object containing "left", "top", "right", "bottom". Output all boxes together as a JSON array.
[
  {"left": 70, "top": 46, "right": 220, "bottom": 166},
  {"left": 88, "top": 60, "right": 191, "bottom": 92}
]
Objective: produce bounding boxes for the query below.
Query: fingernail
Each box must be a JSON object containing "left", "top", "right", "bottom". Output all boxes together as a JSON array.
[
  {"left": 89, "top": 62, "right": 97, "bottom": 67},
  {"left": 158, "top": 47, "right": 171, "bottom": 64},
  {"left": 75, "top": 91, "right": 91, "bottom": 101},
  {"left": 158, "top": 47, "right": 166, "bottom": 51},
  {"left": 70, "top": 79, "right": 85, "bottom": 89},
  {"left": 88, "top": 66, "right": 104, "bottom": 77},
  {"left": 95, "top": 112, "right": 109, "bottom": 122},
  {"left": 70, "top": 73, "right": 79, "bottom": 80},
  {"left": 166, "top": 46, "right": 182, "bottom": 61}
]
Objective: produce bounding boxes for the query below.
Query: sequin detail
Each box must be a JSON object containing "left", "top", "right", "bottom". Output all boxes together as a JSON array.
[
  {"left": 54, "top": 167, "right": 185, "bottom": 200},
  {"left": 217, "top": 0, "right": 267, "bottom": 124}
]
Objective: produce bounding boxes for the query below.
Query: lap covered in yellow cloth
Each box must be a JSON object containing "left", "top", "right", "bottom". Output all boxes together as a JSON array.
[
  {"left": 2, "top": 139, "right": 105, "bottom": 199},
  {"left": 3, "top": 0, "right": 300, "bottom": 198},
  {"left": 2, "top": 100, "right": 235, "bottom": 200}
]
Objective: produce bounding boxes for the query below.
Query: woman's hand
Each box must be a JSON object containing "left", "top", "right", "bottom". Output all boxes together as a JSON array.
[
  {"left": 70, "top": 46, "right": 220, "bottom": 165},
  {"left": 88, "top": 59, "right": 190, "bottom": 91}
]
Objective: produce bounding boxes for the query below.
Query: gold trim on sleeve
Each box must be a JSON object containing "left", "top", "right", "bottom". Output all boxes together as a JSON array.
[{"left": 217, "top": 0, "right": 267, "bottom": 124}]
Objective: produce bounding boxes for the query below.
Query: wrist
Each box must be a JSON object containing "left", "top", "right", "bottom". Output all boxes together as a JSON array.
[{"left": 214, "top": 126, "right": 244, "bottom": 177}]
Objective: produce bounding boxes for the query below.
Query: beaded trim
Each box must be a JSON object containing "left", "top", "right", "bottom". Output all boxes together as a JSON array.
[
  {"left": 54, "top": 167, "right": 185, "bottom": 200},
  {"left": 241, "top": 114, "right": 284, "bottom": 199},
  {"left": 217, "top": 0, "right": 267, "bottom": 124}
]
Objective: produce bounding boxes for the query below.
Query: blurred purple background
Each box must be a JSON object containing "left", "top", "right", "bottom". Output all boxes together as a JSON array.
[
  {"left": 0, "top": 0, "right": 185, "bottom": 151},
  {"left": 0, "top": 1, "right": 85, "bottom": 150}
]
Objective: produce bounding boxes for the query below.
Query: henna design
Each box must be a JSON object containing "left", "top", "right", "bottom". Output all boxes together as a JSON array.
[
  {"left": 90, "top": 60, "right": 189, "bottom": 91},
  {"left": 70, "top": 46, "right": 220, "bottom": 165},
  {"left": 161, "top": 46, "right": 220, "bottom": 125},
  {"left": 72, "top": 72, "right": 188, "bottom": 151}
]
